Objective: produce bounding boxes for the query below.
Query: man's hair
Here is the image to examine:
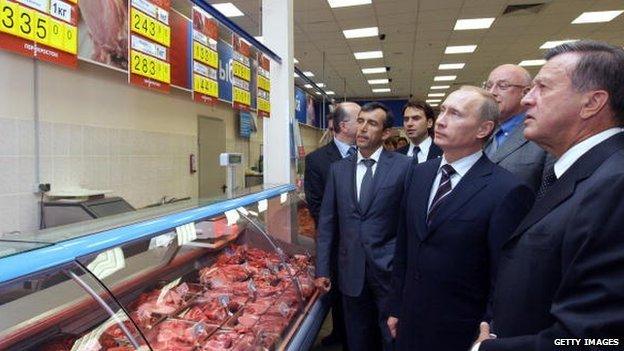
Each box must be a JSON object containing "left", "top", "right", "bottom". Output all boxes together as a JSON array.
[
  {"left": 458, "top": 86, "right": 500, "bottom": 124},
  {"left": 332, "top": 105, "right": 348, "bottom": 134},
  {"left": 401, "top": 99, "right": 435, "bottom": 121},
  {"left": 360, "top": 102, "right": 394, "bottom": 129},
  {"left": 545, "top": 40, "right": 624, "bottom": 122}
]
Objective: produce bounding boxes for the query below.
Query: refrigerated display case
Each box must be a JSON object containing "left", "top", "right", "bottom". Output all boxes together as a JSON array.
[{"left": 0, "top": 185, "right": 328, "bottom": 351}]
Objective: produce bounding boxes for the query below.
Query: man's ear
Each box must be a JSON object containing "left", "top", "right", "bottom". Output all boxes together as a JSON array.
[
  {"left": 580, "top": 90, "right": 609, "bottom": 120},
  {"left": 476, "top": 120, "right": 495, "bottom": 140},
  {"left": 427, "top": 118, "right": 434, "bottom": 129},
  {"left": 381, "top": 128, "right": 392, "bottom": 141}
]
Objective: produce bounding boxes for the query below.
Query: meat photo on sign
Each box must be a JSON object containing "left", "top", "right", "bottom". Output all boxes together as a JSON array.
[{"left": 78, "top": 0, "right": 129, "bottom": 70}]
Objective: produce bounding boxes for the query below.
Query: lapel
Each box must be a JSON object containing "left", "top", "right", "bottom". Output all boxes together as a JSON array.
[
  {"left": 489, "top": 124, "right": 528, "bottom": 163},
  {"left": 361, "top": 150, "right": 394, "bottom": 215},
  {"left": 427, "top": 143, "right": 443, "bottom": 160},
  {"left": 415, "top": 159, "right": 442, "bottom": 241},
  {"left": 426, "top": 156, "right": 493, "bottom": 236},
  {"left": 344, "top": 154, "right": 360, "bottom": 213},
  {"left": 326, "top": 140, "right": 343, "bottom": 163},
  {"left": 506, "top": 133, "right": 624, "bottom": 244}
]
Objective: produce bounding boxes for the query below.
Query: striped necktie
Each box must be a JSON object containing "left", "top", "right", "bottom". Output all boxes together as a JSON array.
[{"left": 427, "top": 164, "right": 456, "bottom": 226}]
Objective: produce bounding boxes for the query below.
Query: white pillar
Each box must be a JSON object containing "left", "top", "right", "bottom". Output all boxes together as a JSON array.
[{"left": 262, "top": 0, "right": 295, "bottom": 186}]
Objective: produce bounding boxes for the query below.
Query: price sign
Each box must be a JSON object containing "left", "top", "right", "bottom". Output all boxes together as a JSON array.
[
  {"left": 193, "top": 41, "right": 217, "bottom": 68},
  {"left": 193, "top": 73, "right": 218, "bottom": 97},
  {"left": 192, "top": 6, "right": 218, "bottom": 105},
  {"left": 128, "top": 0, "right": 171, "bottom": 93},
  {"left": 258, "top": 75, "right": 270, "bottom": 93},
  {"left": 257, "top": 53, "right": 271, "bottom": 117},
  {"left": 233, "top": 86, "right": 251, "bottom": 107},
  {"left": 0, "top": 0, "right": 78, "bottom": 68},
  {"left": 257, "top": 98, "right": 270, "bottom": 115},
  {"left": 232, "top": 60, "right": 251, "bottom": 81},
  {"left": 232, "top": 34, "right": 251, "bottom": 111}
]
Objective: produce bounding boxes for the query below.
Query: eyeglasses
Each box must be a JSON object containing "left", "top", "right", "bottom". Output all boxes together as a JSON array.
[{"left": 482, "top": 80, "right": 527, "bottom": 91}]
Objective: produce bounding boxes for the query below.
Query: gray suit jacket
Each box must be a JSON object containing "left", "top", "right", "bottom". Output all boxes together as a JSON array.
[{"left": 485, "top": 119, "right": 552, "bottom": 193}]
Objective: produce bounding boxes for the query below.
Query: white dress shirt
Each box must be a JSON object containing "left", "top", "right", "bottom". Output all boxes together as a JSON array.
[
  {"left": 427, "top": 150, "right": 483, "bottom": 211},
  {"left": 554, "top": 127, "right": 623, "bottom": 178},
  {"left": 334, "top": 137, "right": 354, "bottom": 158},
  {"left": 356, "top": 146, "right": 383, "bottom": 201},
  {"left": 407, "top": 136, "right": 433, "bottom": 164}
]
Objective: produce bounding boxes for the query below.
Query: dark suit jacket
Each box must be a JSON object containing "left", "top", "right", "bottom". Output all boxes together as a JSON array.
[
  {"left": 316, "top": 150, "right": 411, "bottom": 297},
  {"left": 390, "top": 155, "right": 534, "bottom": 351},
  {"left": 485, "top": 118, "right": 553, "bottom": 193},
  {"left": 482, "top": 133, "right": 624, "bottom": 351},
  {"left": 396, "top": 140, "right": 443, "bottom": 161},
  {"left": 304, "top": 141, "right": 343, "bottom": 226}
]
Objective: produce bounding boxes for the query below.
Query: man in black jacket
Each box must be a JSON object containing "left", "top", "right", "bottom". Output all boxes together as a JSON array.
[
  {"left": 473, "top": 40, "right": 624, "bottom": 351},
  {"left": 395, "top": 99, "right": 442, "bottom": 163},
  {"left": 304, "top": 101, "right": 360, "bottom": 347}
]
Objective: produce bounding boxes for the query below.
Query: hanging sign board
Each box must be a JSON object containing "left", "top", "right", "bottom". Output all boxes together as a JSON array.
[
  {"left": 191, "top": 6, "right": 218, "bottom": 105},
  {"left": 231, "top": 33, "right": 251, "bottom": 111},
  {"left": 257, "top": 53, "right": 270, "bottom": 117},
  {"left": 128, "top": 0, "right": 171, "bottom": 93},
  {"left": 0, "top": 0, "right": 79, "bottom": 68}
]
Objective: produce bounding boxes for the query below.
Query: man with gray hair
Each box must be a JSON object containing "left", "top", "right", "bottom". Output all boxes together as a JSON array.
[
  {"left": 473, "top": 40, "right": 624, "bottom": 350},
  {"left": 388, "top": 86, "right": 533, "bottom": 351},
  {"left": 484, "top": 64, "right": 551, "bottom": 192}
]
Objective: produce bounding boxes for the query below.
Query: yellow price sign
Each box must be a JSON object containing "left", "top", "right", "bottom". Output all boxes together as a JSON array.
[
  {"left": 258, "top": 98, "right": 270, "bottom": 113},
  {"left": 193, "top": 42, "right": 218, "bottom": 68},
  {"left": 131, "top": 8, "right": 170, "bottom": 47},
  {"left": 258, "top": 75, "right": 270, "bottom": 92},
  {"left": 233, "top": 87, "right": 251, "bottom": 106},
  {"left": 131, "top": 50, "right": 170, "bottom": 83},
  {"left": 232, "top": 60, "right": 251, "bottom": 81},
  {"left": 193, "top": 74, "right": 218, "bottom": 97},
  {"left": 40, "top": 17, "right": 77, "bottom": 54}
]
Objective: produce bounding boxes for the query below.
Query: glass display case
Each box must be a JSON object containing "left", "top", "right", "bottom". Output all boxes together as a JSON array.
[{"left": 0, "top": 185, "right": 327, "bottom": 351}]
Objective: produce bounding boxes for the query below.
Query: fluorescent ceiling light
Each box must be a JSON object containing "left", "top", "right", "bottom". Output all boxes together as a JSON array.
[
  {"left": 343, "top": 26, "right": 379, "bottom": 39},
  {"left": 317, "top": 83, "right": 326, "bottom": 87},
  {"left": 354, "top": 51, "right": 383, "bottom": 60},
  {"left": 254, "top": 36, "right": 264, "bottom": 43},
  {"left": 430, "top": 103, "right": 439, "bottom": 107},
  {"left": 445, "top": 45, "right": 477, "bottom": 54},
  {"left": 428, "top": 93, "right": 445, "bottom": 97},
  {"left": 519, "top": 59, "right": 546, "bottom": 67},
  {"left": 439, "top": 63, "right": 465, "bottom": 70},
  {"left": 362, "top": 67, "right": 387, "bottom": 74},
  {"left": 294, "top": 58, "right": 299, "bottom": 63},
  {"left": 572, "top": 10, "right": 623, "bottom": 24},
  {"left": 303, "top": 71, "right": 315, "bottom": 77},
  {"left": 315, "top": 92, "right": 322, "bottom": 95},
  {"left": 368, "top": 79, "right": 389, "bottom": 84},
  {"left": 540, "top": 39, "right": 578, "bottom": 49},
  {"left": 294, "top": 73, "right": 300, "bottom": 77},
  {"left": 454, "top": 17, "right": 495, "bottom": 30},
  {"left": 304, "top": 84, "right": 312, "bottom": 88},
  {"left": 434, "top": 75, "right": 456, "bottom": 81},
  {"left": 431, "top": 85, "right": 450, "bottom": 90},
  {"left": 327, "top": 0, "right": 372, "bottom": 8},
  {"left": 212, "top": 3, "right": 244, "bottom": 17},
  {"left": 326, "top": 91, "right": 335, "bottom": 95},
  {"left": 426, "top": 99, "right": 442, "bottom": 103},
  {"left": 372, "top": 88, "right": 391, "bottom": 93}
]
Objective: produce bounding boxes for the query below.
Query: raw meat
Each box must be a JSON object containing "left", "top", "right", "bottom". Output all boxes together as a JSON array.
[{"left": 78, "top": 0, "right": 129, "bottom": 69}]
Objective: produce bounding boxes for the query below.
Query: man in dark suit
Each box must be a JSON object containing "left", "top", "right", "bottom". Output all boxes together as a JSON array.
[
  {"left": 304, "top": 102, "right": 360, "bottom": 347},
  {"left": 387, "top": 86, "right": 534, "bottom": 351},
  {"left": 316, "top": 102, "right": 410, "bottom": 351},
  {"left": 396, "top": 99, "right": 443, "bottom": 163},
  {"left": 473, "top": 41, "right": 624, "bottom": 351},
  {"left": 484, "top": 64, "right": 551, "bottom": 192}
]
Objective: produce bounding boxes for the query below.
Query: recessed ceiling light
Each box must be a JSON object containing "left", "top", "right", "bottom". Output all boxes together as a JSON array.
[
  {"left": 354, "top": 51, "right": 383, "bottom": 60},
  {"left": 372, "top": 88, "right": 391, "bottom": 93},
  {"left": 304, "top": 84, "right": 312, "bottom": 88},
  {"left": 454, "top": 17, "right": 495, "bottom": 30},
  {"left": 317, "top": 83, "right": 326, "bottom": 87},
  {"left": 445, "top": 45, "right": 477, "bottom": 54},
  {"left": 368, "top": 79, "right": 389, "bottom": 84},
  {"left": 434, "top": 75, "right": 456, "bottom": 81},
  {"left": 519, "top": 59, "right": 546, "bottom": 66},
  {"left": 428, "top": 93, "right": 445, "bottom": 97},
  {"left": 438, "top": 63, "right": 465, "bottom": 70},
  {"left": 294, "top": 58, "right": 299, "bottom": 64},
  {"left": 254, "top": 36, "right": 264, "bottom": 43},
  {"left": 326, "top": 91, "right": 335, "bottom": 95},
  {"left": 426, "top": 99, "right": 442, "bottom": 103},
  {"left": 303, "top": 71, "right": 315, "bottom": 77},
  {"left": 327, "top": 0, "right": 371, "bottom": 8},
  {"left": 294, "top": 73, "right": 300, "bottom": 78},
  {"left": 211, "top": 3, "right": 244, "bottom": 17},
  {"left": 343, "top": 27, "right": 379, "bottom": 39},
  {"left": 362, "top": 67, "right": 387, "bottom": 74},
  {"left": 540, "top": 39, "right": 579, "bottom": 49},
  {"left": 430, "top": 85, "right": 450, "bottom": 90},
  {"left": 430, "top": 103, "right": 439, "bottom": 107},
  {"left": 572, "top": 10, "right": 623, "bottom": 24}
]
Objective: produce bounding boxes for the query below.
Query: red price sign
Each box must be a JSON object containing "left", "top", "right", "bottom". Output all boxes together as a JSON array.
[
  {"left": 191, "top": 6, "right": 218, "bottom": 105},
  {"left": 231, "top": 34, "right": 251, "bottom": 111}
]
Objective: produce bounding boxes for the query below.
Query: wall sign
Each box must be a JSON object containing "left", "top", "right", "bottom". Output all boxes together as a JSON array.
[
  {"left": 191, "top": 6, "right": 218, "bottom": 105},
  {"left": 231, "top": 33, "right": 251, "bottom": 111},
  {"left": 256, "top": 53, "right": 270, "bottom": 118}
]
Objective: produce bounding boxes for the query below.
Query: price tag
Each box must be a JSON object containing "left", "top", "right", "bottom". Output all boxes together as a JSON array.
[
  {"left": 130, "top": 49, "right": 170, "bottom": 83},
  {"left": 15, "top": 0, "right": 47, "bottom": 13},
  {"left": 193, "top": 73, "right": 218, "bottom": 97},
  {"left": 232, "top": 60, "right": 251, "bottom": 81},
  {"left": 258, "top": 75, "right": 270, "bottom": 92},
  {"left": 258, "top": 98, "right": 270, "bottom": 113},
  {"left": 258, "top": 199, "right": 268, "bottom": 213},
  {"left": 236, "top": 207, "right": 249, "bottom": 216},
  {"left": 280, "top": 193, "right": 288, "bottom": 204},
  {"left": 156, "top": 278, "right": 181, "bottom": 304},
  {"left": 0, "top": 0, "right": 20, "bottom": 37},
  {"left": 176, "top": 222, "right": 197, "bottom": 246},
  {"left": 233, "top": 87, "right": 251, "bottom": 106},
  {"left": 87, "top": 248, "right": 126, "bottom": 280},
  {"left": 193, "top": 41, "right": 217, "bottom": 68},
  {"left": 49, "top": 0, "right": 72, "bottom": 23},
  {"left": 224, "top": 209, "right": 240, "bottom": 226},
  {"left": 130, "top": 7, "right": 170, "bottom": 47}
]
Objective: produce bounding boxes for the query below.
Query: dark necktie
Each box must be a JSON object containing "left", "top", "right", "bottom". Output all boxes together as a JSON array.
[
  {"left": 427, "top": 164, "right": 456, "bottom": 226},
  {"left": 412, "top": 146, "right": 421, "bottom": 164},
  {"left": 347, "top": 146, "right": 357, "bottom": 158},
  {"left": 536, "top": 166, "right": 557, "bottom": 200},
  {"left": 359, "top": 159, "right": 376, "bottom": 210}
]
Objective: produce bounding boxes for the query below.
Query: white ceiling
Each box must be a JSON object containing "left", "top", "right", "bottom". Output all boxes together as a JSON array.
[{"left": 201, "top": 0, "right": 624, "bottom": 100}]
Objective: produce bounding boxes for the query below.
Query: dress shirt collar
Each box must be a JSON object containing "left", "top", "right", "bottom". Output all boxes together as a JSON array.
[
  {"left": 408, "top": 136, "right": 432, "bottom": 156},
  {"left": 358, "top": 146, "right": 383, "bottom": 164},
  {"left": 333, "top": 137, "right": 353, "bottom": 158},
  {"left": 499, "top": 112, "right": 525, "bottom": 135},
  {"left": 439, "top": 150, "right": 483, "bottom": 178},
  {"left": 554, "top": 127, "right": 624, "bottom": 178}
]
